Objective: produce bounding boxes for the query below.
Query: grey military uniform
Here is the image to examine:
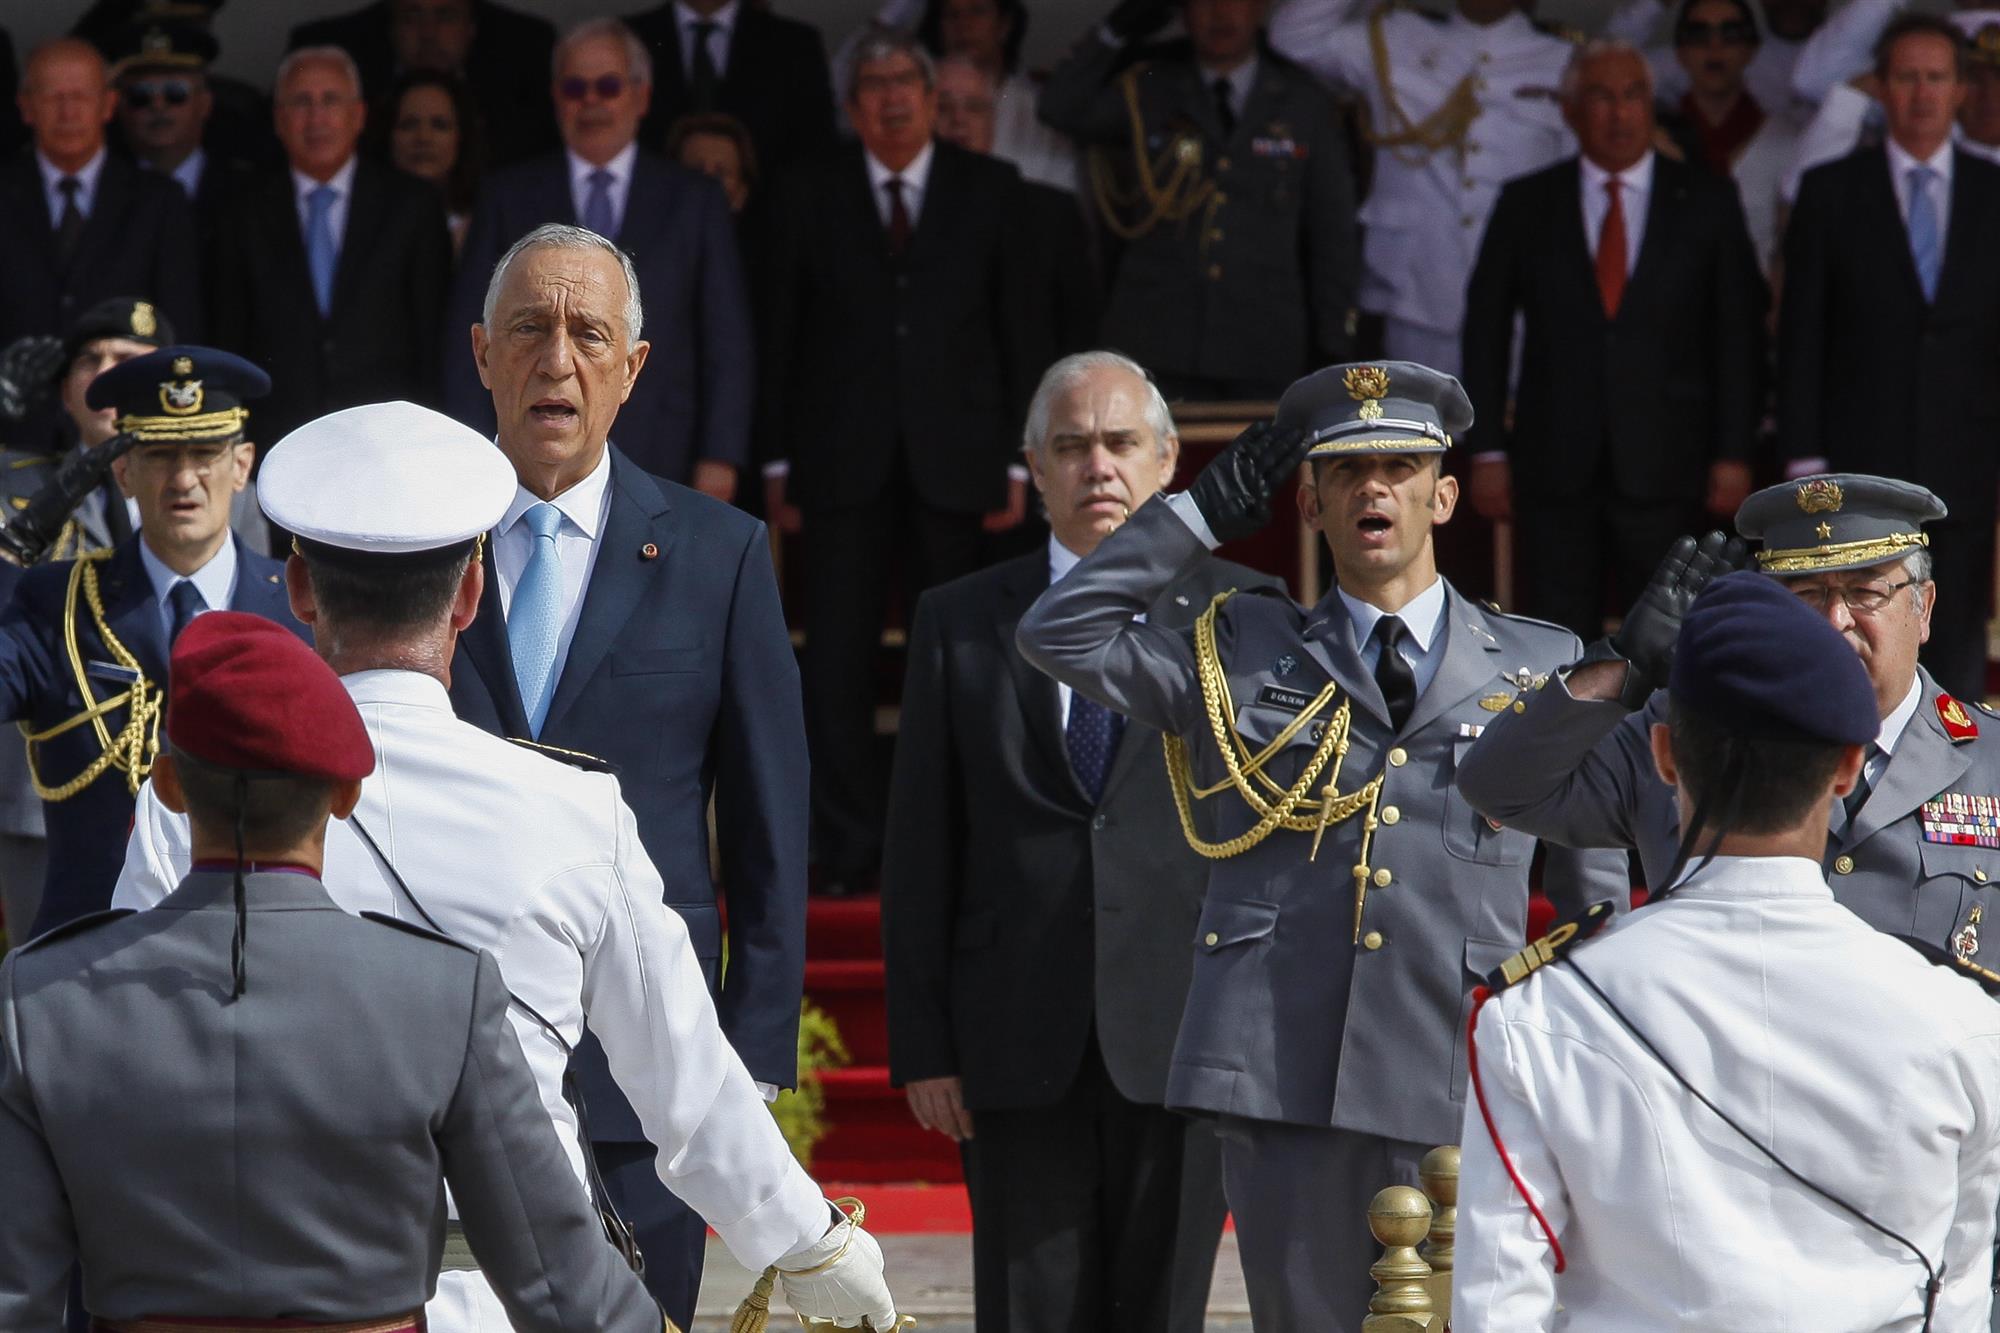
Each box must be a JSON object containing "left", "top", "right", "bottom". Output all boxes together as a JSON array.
[
  {"left": 0, "top": 870, "right": 663, "bottom": 1331},
  {"left": 1458, "top": 669, "right": 2000, "bottom": 974}
]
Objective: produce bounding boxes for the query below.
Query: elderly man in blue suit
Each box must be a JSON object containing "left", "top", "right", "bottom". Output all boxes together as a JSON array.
[
  {"left": 443, "top": 16, "right": 752, "bottom": 497},
  {"left": 447, "top": 221, "right": 806, "bottom": 1330}
]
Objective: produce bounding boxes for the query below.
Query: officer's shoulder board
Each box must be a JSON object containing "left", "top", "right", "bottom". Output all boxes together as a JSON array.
[
  {"left": 14, "top": 907, "right": 136, "bottom": 953},
  {"left": 504, "top": 737, "right": 618, "bottom": 775},
  {"left": 1476, "top": 601, "right": 1579, "bottom": 644},
  {"left": 359, "top": 910, "right": 476, "bottom": 953},
  {"left": 1482, "top": 901, "right": 1618, "bottom": 992},
  {"left": 1893, "top": 932, "right": 2000, "bottom": 998}
]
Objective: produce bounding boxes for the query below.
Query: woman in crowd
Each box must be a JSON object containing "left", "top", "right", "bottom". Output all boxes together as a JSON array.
[{"left": 374, "top": 69, "right": 483, "bottom": 258}]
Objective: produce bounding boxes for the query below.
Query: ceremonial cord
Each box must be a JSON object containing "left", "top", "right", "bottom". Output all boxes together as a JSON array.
[{"left": 24, "top": 552, "right": 163, "bottom": 800}]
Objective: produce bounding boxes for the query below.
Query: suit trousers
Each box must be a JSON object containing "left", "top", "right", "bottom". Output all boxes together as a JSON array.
[
  {"left": 1917, "top": 519, "right": 1993, "bottom": 702},
  {"left": 963, "top": 1038, "right": 1227, "bottom": 1333},
  {"left": 595, "top": 1139, "right": 706, "bottom": 1329},
  {"left": 0, "top": 832, "right": 48, "bottom": 948},
  {"left": 802, "top": 471, "right": 985, "bottom": 877},
  {"left": 1216, "top": 1116, "right": 1431, "bottom": 1333},
  {"left": 1515, "top": 494, "right": 1699, "bottom": 641}
]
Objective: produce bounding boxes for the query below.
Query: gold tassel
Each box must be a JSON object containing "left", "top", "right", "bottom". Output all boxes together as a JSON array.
[{"left": 729, "top": 1265, "right": 779, "bottom": 1333}]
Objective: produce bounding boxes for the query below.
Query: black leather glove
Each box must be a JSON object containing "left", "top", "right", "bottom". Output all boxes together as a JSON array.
[
  {"left": 0, "top": 336, "right": 62, "bottom": 424},
  {"left": 1592, "top": 530, "right": 1750, "bottom": 707},
  {"left": 1104, "top": 0, "right": 1175, "bottom": 42},
  {"left": 1185, "top": 420, "right": 1313, "bottom": 546},
  {"left": 0, "top": 430, "right": 140, "bottom": 567}
]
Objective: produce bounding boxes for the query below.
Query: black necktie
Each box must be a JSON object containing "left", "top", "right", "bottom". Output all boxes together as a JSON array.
[
  {"left": 1066, "top": 692, "right": 1125, "bottom": 804},
  {"left": 1373, "top": 615, "right": 1416, "bottom": 733},
  {"left": 689, "top": 20, "right": 720, "bottom": 110},
  {"left": 168, "top": 578, "right": 207, "bottom": 644},
  {"left": 884, "top": 176, "right": 912, "bottom": 256},
  {"left": 55, "top": 176, "right": 84, "bottom": 265},
  {"left": 1212, "top": 76, "right": 1237, "bottom": 139},
  {"left": 1836, "top": 742, "right": 1883, "bottom": 834}
]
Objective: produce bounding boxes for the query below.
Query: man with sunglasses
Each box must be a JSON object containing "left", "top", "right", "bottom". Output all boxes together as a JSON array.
[
  {"left": 1664, "top": 0, "right": 1798, "bottom": 275},
  {"left": 1458, "top": 472, "right": 2000, "bottom": 983}
]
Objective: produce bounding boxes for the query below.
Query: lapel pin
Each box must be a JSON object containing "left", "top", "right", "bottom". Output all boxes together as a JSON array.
[
  {"left": 639, "top": 542, "right": 659, "bottom": 561},
  {"left": 1175, "top": 594, "right": 1190, "bottom": 606},
  {"left": 1274, "top": 654, "right": 1298, "bottom": 677}
]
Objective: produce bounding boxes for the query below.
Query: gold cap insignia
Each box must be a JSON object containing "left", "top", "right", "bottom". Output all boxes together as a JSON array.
[
  {"left": 141, "top": 26, "right": 172, "bottom": 56},
  {"left": 1345, "top": 366, "right": 1390, "bottom": 423},
  {"left": 160, "top": 377, "right": 204, "bottom": 416},
  {"left": 171, "top": 356, "right": 193, "bottom": 376},
  {"left": 1796, "top": 479, "right": 1843, "bottom": 514},
  {"left": 130, "top": 302, "right": 157, "bottom": 338}
]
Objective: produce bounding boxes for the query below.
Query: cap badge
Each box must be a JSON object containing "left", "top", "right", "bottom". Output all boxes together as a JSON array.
[
  {"left": 171, "top": 356, "right": 193, "bottom": 376},
  {"left": 131, "top": 302, "right": 157, "bottom": 338},
  {"left": 1940, "top": 693, "right": 1980, "bottom": 742},
  {"left": 160, "top": 376, "right": 204, "bottom": 416},
  {"left": 1815, "top": 521, "right": 1833, "bottom": 540},
  {"left": 1344, "top": 365, "right": 1390, "bottom": 423},
  {"left": 1796, "top": 479, "right": 1844, "bottom": 514},
  {"left": 142, "top": 26, "right": 172, "bottom": 57},
  {"left": 1957, "top": 905, "right": 1985, "bottom": 963}
]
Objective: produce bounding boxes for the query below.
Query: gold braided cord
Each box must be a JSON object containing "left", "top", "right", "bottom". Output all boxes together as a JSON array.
[
  {"left": 1364, "top": 6, "right": 1484, "bottom": 166},
  {"left": 115, "top": 406, "right": 249, "bottom": 441},
  {"left": 1755, "top": 531, "right": 1928, "bottom": 573},
  {"left": 1163, "top": 591, "right": 1383, "bottom": 866},
  {"left": 1087, "top": 64, "right": 1222, "bottom": 243},
  {"left": 21, "top": 553, "right": 163, "bottom": 801}
]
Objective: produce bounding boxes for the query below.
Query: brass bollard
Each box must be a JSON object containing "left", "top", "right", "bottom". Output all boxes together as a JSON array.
[
  {"left": 1420, "top": 1145, "right": 1459, "bottom": 1318},
  {"left": 1362, "top": 1185, "right": 1440, "bottom": 1333}
]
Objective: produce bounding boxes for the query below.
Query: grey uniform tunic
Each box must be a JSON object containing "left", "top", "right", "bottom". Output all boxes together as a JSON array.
[
  {"left": 1016, "top": 496, "right": 1628, "bottom": 1149},
  {"left": 0, "top": 870, "right": 662, "bottom": 1331}
]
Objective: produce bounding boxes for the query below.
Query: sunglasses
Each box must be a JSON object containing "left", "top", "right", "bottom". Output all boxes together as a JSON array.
[
  {"left": 1676, "top": 19, "right": 1757, "bottom": 45},
  {"left": 558, "top": 74, "right": 628, "bottom": 102},
  {"left": 123, "top": 79, "right": 196, "bottom": 109}
]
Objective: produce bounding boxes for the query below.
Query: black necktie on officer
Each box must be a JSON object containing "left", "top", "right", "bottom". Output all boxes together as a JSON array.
[
  {"left": 1211, "top": 76, "right": 1237, "bottom": 139},
  {"left": 1373, "top": 615, "right": 1416, "bottom": 733},
  {"left": 689, "top": 19, "right": 720, "bottom": 110},
  {"left": 169, "top": 578, "right": 207, "bottom": 644}
]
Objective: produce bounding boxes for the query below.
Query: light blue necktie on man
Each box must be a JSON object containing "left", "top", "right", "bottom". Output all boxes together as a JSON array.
[
  {"left": 582, "top": 167, "right": 616, "bottom": 240},
  {"left": 509, "top": 502, "right": 565, "bottom": 734},
  {"left": 306, "top": 183, "right": 338, "bottom": 316},
  {"left": 1907, "top": 164, "right": 1942, "bottom": 302}
]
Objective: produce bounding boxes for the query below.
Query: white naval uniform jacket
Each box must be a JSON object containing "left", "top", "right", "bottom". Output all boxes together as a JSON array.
[
  {"left": 112, "top": 669, "right": 828, "bottom": 1328},
  {"left": 1269, "top": 0, "right": 1573, "bottom": 338},
  {"left": 1455, "top": 856, "right": 2000, "bottom": 1332}
]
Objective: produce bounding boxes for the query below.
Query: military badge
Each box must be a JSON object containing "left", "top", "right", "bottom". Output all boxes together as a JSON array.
[
  {"left": 1457, "top": 722, "right": 1485, "bottom": 738},
  {"left": 1956, "top": 905, "right": 1984, "bottom": 963},
  {"left": 1938, "top": 693, "right": 1980, "bottom": 742},
  {"left": 1273, "top": 653, "right": 1298, "bottom": 677},
  {"left": 1344, "top": 365, "right": 1390, "bottom": 423},
  {"left": 1478, "top": 693, "right": 1513, "bottom": 712},
  {"left": 1796, "top": 478, "right": 1843, "bottom": 514},
  {"left": 1920, "top": 792, "right": 2000, "bottom": 847},
  {"left": 159, "top": 375, "right": 204, "bottom": 416},
  {"left": 131, "top": 302, "right": 157, "bottom": 338},
  {"left": 1257, "top": 684, "right": 1316, "bottom": 713}
]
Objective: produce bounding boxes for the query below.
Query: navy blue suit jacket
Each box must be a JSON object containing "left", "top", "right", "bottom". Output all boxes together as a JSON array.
[
  {"left": 0, "top": 536, "right": 304, "bottom": 937},
  {"left": 444, "top": 152, "right": 754, "bottom": 485},
  {"left": 448, "top": 450, "right": 806, "bottom": 1137}
]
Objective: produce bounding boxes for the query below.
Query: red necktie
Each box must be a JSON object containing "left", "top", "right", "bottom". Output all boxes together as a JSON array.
[
  {"left": 1597, "top": 178, "right": 1627, "bottom": 319},
  {"left": 885, "top": 176, "right": 911, "bottom": 256}
]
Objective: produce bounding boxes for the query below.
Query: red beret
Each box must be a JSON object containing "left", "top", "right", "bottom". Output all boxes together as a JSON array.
[{"left": 167, "top": 612, "right": 374, "bottom": 782}]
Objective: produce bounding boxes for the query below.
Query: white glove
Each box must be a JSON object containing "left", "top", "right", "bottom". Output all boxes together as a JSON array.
[{"left": 776, "top": 1203, "right": 899, "bottom": 1330}]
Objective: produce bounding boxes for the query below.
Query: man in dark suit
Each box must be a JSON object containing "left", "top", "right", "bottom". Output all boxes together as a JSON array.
[
  {"left": 762, "top": 32, "right": 1041, "bottom": 892},
  {"left": 627, "top": 0, "right": 836, "bottom": 177},
  {"left": 105, "top": 17, "right": 258, "bottom": 257},
  {"left": 446, "top": 17, "right": 753, "bottom": 497},
  {"left": 289, "top": 0, "right": 559, "bottom": 166},
  {"left": 1461, "top": 38, "right": 1765, "bottom": 639},
  {"left": 205, "top": 46, "right": 451, "bottom": 454},
  {"left": 885, "top": 351, "right": 1258, "bottom": 1333},
  {"left": 0, "top": 38, "right": 201, "bottom": 352},
  {"left": 1781, "top": 14, "right": 2000, "bottom": 699},
  {"left": 447, "top": 223, "right": 808, "bottom": 1330}
]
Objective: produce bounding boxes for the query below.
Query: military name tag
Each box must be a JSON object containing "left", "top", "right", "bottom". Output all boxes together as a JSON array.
[
  {"left": 1921, "top": 792, "right": 2000, "bottom": 847},
  {"left": 1258, "top": 685, "right": 1318, "bottom": 713}
]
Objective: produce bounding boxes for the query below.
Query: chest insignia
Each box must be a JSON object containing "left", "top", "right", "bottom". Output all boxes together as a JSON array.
[
  {"left": 1920, "top": 792, "right": 2000, "bottom": 847},
  {"left": 1258, "top": 684, "right": 1318, "bottom": 713},
  {"left": 1273, "top": 653, "right": 1299, "bottom": 677},
  {"left": 1478, "top": 692, "right": 1513, "bottom": 712},
  {"left": 1938, "top": 692, "right": 1980, "bottom": 742},
  {"left": 1956, "top": 905, "right": 1984, "bottom": 963}
]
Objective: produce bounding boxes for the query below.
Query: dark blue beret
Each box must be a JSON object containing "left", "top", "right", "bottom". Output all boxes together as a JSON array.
[{"left": 1669, "top": 571, "right": 1877, "bottom": 745}]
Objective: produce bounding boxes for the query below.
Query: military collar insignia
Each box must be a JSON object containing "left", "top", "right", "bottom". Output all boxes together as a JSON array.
[
  {"left": 1938, "top": 692, "right": 1979, "bottom": 743},
  {"left": 1274, "top": 653, "right": 1298, "bottom": 677},
  {"left": 1484, "top": 900, "right": 1617, "bottom": 991},
  {"left": 1920, "top": 793, "right": 2000, "bottom": 847},
  {"left": 1796, "top": 478, "right": 1843, "bottom": 514}
]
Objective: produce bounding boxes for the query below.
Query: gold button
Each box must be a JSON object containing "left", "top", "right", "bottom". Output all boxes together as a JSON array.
[
  {"left": 1209, "top": 229, "right": 1225, "bottom": 243},
  {"left": 1512, "top": 700, "right": 1526, "bottom": 713},
  {"left": 1363, "top": 930, "right": 1384, "bottom": 950},
  {"left": 1979, "top": 868, "right": 1990, "bottom": 882},
  {"left": 1373, "top": 868, "right": 1392, "bottom": 887},
  {"left": 1208, "top": 263, "right": 1224, "bottom": 280},
  {"left": 1834, "top": 855, "right": 1855, "bottom": 875},
  {"left": 1380, "top": 805, "right": 1400, "bottom": 825},
  {"left": 1204, "top": 931, "right": 1220, "bottom": 946},
  {"left": 1388, "top": 747, "right": 1408, "bottom": 767}
]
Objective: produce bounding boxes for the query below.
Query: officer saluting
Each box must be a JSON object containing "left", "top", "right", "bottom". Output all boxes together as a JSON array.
[
  {"left": 1459, "top": 474, "right": 2000, "bottom": 975},
  {"left": 0, "top": 613, "right": 666, "bottom": 1331},
  {"left": 1456, "top": 574, "right": 2000, "bottom": 1329},
  {"left": 1017, "top": 360, "right": 1625, "bottom": 1326}
]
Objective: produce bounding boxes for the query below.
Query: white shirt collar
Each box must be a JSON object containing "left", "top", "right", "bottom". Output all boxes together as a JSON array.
[
  {"left": 1669, "top": 854, "right": 1835, "bottom": 902},
  {"left": 1049, "top": 533, "right": 1086, "bottom": 584},
  {"left": 1879, "top": 673, "right": 1923, "bottom": 755},
  {"left": 1196, "top": 55, "right": 1258, "bottom": 112},
  {"left": 340, "top": 667, "right": 452, "bottom": 710},
  {"left": 675, "top": 0, "right": 739, "bottom": 37},
  {"left": 567, "top": 138, "right": 639, "bottom": 186},
  {"left": 865, "top": 139, "right": 935, "bottom": 196},
  {"left": 137, "top": 533, "right": 237, "bottom": 615},
  {"left": 37, "top": 145, "right": 107, "bottom": 204},
  {"left": 291, "top": 153, "right": 358, "bottom": 203},
  {"left": 169, "top": 145, "right": 206, "bottom": 198},
  {"left": 1887, "top": 134, "right": 1954, "bottom": 187},
  {"left": 1580, "top": 149, "right": 1655, "bottom": 199},
  {"left": 1338, "top": 575, "right": 1447, "bottom": 653},
  {"left": 498, "top": 447, "right": 612, "bottom": 542}
]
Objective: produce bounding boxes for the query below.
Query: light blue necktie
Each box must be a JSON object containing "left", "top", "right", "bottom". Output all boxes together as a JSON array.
[
  {"left": 582, "top": 168, "right": 616, "bottom": 240},
  {"left": 509, "top": 502, "right": 566, "bottom": 735},
  {"left": 1907, "top": 164, "right": 1941, "bottom": 302},
  {"left": 306, "top": 184, "right": 338, "bottom": 316}
]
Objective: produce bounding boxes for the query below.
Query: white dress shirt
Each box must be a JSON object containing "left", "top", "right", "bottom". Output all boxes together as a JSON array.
[
  {"left": 864, "top": 138, "right": 934, "bottom": 229},
  {"left": 37, "top": 146, "right": 107, "bottom": 227},
  {"left": 1340, "top": 575, "right": 1448, "bottom": 698},
  {"left": 993, "top": 71, "right": 1080, "bottom": 193},
  {"left": 676, "top": 0, "right": 739, "bottom": 78},
  {"left": 113, "top": 668, "right": 831, "bottom": 1332},
  {"left": 1197, "top": 55, "right": 1259, "bottom": 124},
  {"left": 136, "top": 535, "right": 238, "bottom": 641},
  {"left": 167, "top": 146, "right": 206, "bottom": 200},
  {"left": 1887, "top": 133, "right": 1954, "bottom": 242},
  {"left": 492, "top": 447, "right": 613, "bottom": 687},
  {"left": 1580, "top": 150, "right": 1653, "bottom": 276},
  {"left": 567, "top": 140, "right": 639, "bottom": 236},
  {"left": 291, "top": 154, "right": 360, "bottom": 252}
]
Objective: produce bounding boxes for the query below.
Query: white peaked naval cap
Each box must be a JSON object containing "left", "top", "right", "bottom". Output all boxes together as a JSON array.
[{"left": 261, "top": 401, "right": 517, "bottom": 554}]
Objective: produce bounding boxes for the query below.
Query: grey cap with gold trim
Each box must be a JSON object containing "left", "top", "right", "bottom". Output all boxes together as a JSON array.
[
  {"left": 1735, "top": 474, "right": 1946, "bottom": 575},
  {"left": 1277, "top": 360, "right": 1472, "bottom": 458}
]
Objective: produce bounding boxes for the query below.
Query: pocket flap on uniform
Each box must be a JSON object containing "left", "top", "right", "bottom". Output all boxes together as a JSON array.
[
  {"left": 1919, "top": 837, "right": 1997, "bottom": 884},
  {"left": 1195, "top": 898, "right": 1280, "bottom": 951}
]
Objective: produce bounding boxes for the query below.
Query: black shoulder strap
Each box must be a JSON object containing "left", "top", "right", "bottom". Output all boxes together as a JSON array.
[{"left": 1483, "top": 900, "right": 1616, "bottom": 992}]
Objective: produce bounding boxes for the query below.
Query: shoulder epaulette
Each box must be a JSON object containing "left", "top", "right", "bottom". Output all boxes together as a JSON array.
[
  {"left": 1483, "top": 900, "right": 1617, "bottom": 992},
  {"left": 504, "top": 736, "right": 618, "bottom": 774},
  {"left": 359, "top": 910, "right": 475, "bottom": 952},
  {"left": 1894, "top": 933, "right": 2000, "bottom": 998},
  {"left": 15, "top": 907, "right": 136, "bottom": 952}
]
